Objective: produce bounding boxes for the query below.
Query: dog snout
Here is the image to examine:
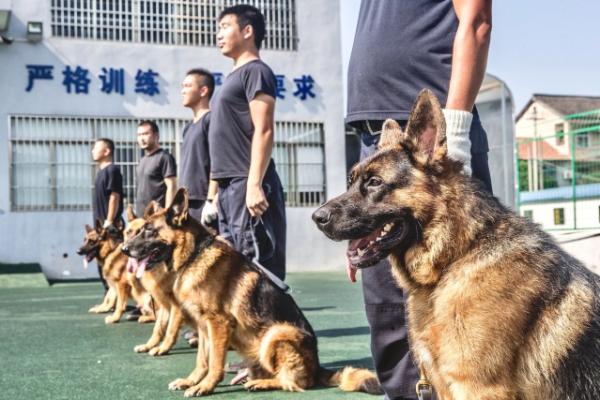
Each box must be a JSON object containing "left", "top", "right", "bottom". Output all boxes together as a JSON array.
[
  {"left": 121, "top": 244, "right": 129, "bottom": 254},
  {"left": 312, "top": 207, "right": 332, "bottom": 227}
]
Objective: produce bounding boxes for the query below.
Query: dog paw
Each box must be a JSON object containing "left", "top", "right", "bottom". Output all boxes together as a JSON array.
[
  {"left": 169, "top": 378, "right": 194, "bottom": 391},
  {"left": 104, "top": 315, "right": 119, "bottom": 324},
  {"left": 149, "top": 346, "right": 170, "bottom": 356},
  {"left": 184, "top": 383, "right": 214, "bottom": 397},
  {"left": 134, "top": 344, "right": 149, "bottom": 353},
  {"left": 138, "top": 315, "right": 155, "bottom": 324}
]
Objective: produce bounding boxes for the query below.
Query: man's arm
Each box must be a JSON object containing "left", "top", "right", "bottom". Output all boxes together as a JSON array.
[
  {"left": 446, "top": 0, "right": 492, "bottom": 111},
  {"left": 105, "top": 192, "right": 120, "bottom": 225},
  {"left": 164, "top": 176, "right": 177, "bottom": 208},
  {"left": 247, "top": 93, "right": 276, "bottom": 217}
]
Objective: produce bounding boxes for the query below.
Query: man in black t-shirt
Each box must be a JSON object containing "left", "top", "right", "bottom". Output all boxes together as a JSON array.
[
  {"left": 209, "top": 5, "right": 286, "bottom": 282},
  {"left": 346, "top": 2, "right": 493, "bottom": 399},
  {"left": 135, "top": 120, "right": 177, "bottom": 215},
  {"left": 180, "top": 68, "right": 218, "bottom": 226},
  {"left": 91, "top": 137, "right": 124, "bottom": 291}
]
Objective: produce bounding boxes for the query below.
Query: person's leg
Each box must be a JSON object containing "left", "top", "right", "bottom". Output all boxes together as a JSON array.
[
  {"left": 187, "top": 199, "right": 205, "bottom": 224},
  {"left": 217, "top": 180, "right": 234, "bottom": 245},
  {"left": 357, "top": 130, "right": 420, "bottom": 400}
]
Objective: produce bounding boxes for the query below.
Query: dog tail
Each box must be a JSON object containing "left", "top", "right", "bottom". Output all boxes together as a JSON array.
[{"left": 317, "top": 366, "right": 383, "bottom": 394}]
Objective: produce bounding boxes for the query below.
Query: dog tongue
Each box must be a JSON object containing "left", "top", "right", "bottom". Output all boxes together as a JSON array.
[
  {"left": 127, "top": 257, "right": 137, "bottom": 273},
  {"left": 135, "top": 257, "right": 150, "bottom": 279},
  {"left": 83, "top": 258, "right": 89, "bottom": 270}
]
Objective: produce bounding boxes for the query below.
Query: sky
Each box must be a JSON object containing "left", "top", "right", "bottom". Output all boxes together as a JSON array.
[{"left": 339, "top": 0, "right": 600, "bottom": 115}]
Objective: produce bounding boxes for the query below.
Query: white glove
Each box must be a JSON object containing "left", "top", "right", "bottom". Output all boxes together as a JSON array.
[
  {"left": 102, "top": 220, "right": 112, "bottom": 228},
  {"left": 200, "top": 200, "right": 218, "bottom": 226},
  {"left": 443, "top": 109, "right": 473, "bottom": 176}
]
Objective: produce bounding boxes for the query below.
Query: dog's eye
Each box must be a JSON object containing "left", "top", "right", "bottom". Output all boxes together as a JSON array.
[{"left": 366, "top": 176, "right": 383, "bottom": 187}]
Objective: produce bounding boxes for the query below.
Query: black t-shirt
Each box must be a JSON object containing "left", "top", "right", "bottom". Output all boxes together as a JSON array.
[
  {"left": 208, "top": 59, "right": 277, "bottom": 179},
  {"left": 179, "top": 112, "right": 211, "bottom": 201},
  {"left": 347, "top": 0, "right": 488, "bottom": 153},
  {"left": 135, "top": 148, "right": 177, "bottom": 214},
  {"left": 93, "top": 163, "right": 124, "bottom": 224}
]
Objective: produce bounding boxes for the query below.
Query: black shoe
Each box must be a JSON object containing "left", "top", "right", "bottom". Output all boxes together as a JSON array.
[{"left": 126, "top": 306, "right": 142, "bottom": 321}]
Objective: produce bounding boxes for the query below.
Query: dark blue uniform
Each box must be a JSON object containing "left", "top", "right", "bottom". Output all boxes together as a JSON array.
[
  {"left": 348, "top": 1, "right": 492, "bottom": 399},
  {"left": 208, "top": 60, "right": 286, "bottom": 281},
  {"left": 180, "top": 112, "right": 211, "bottom": 222}
]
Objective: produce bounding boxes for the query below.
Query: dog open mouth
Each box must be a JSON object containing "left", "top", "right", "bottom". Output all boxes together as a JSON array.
[
  {"left": 127, "top": 248, "right": 163, "bottom": 278},
  {"left": 81, "top": 249, "right": 98, "bottom": 270},
  {"left": 347, "top": 220, "right": 408, "bottom": 269}
]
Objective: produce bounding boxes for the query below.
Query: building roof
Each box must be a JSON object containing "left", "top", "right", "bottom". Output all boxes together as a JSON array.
[
  {"left": 517, "top": 140, "right": 570, "bottom": 161},
  {"left": 521, "top": 183, "right": 600, "bottom": 204},
  {"left": 516, "top": 94, "right": 600, "bottom": 122}
]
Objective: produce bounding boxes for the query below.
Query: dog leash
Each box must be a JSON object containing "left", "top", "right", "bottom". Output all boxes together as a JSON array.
[
  {"left": 416, "top": 368, "right": 433, "bottom": 400},
  {"left": 249, "top": 216, "right": 289, "bottom": 292}
]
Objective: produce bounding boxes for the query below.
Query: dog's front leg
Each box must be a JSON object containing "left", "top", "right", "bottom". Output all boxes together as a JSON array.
[
  {"left": 183, "top": 315, "right": 230, "bottom": 397},
  {"left": 149, "top": 304, "right": 183, "bottom": 356},
  {"left": 168, "top": 321, "right": 210, "bottom": 392},
  {"left": 105, "top": 281, "right": 129, "bottom": 324},
  {"left": 135, "top": 305, "right": 169, "bottom": 353}
]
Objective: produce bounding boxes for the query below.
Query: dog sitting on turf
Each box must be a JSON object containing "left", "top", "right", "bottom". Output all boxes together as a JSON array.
[
  {"left": 124, "top": 205, "right": 188, "bottom": 356},
  {"left": 313, "top": 89, "right": 600, "bottom": 399},
  {"left": 77, "top": 220, "right": 155, "bottom": 324},
  {"left": 121, "top": 188, "right": 382, "bottom": 397}
]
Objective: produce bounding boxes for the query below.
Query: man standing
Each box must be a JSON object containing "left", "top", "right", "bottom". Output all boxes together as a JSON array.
[
  {"left": 346, "top": 1, "right": 493, "bottom": 399},
  {"left": 209, "top": 4, "right": 286, "bottom": 281},
  {"left": 135, "top": 120, "right": 177, "bottom": 215},
  {"left": 180, "top": 68, "right": 218, "bottom": 227},
  {"left": 91, "top": 137, "right": 124, "bottom": 291}
]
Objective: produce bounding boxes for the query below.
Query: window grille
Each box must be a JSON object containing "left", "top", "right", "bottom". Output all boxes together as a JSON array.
[
  {"left": 9, "top": 116, "right": 324, "bottom": 211},
  {"left": 50, "top": 0, "right": 298, "bottom": 50}
]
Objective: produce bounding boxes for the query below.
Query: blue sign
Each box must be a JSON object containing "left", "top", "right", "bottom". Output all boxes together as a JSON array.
[
  {"left": 293, "top": 74, "right": 316, "bottom": 100},
  {"left": 99, "top": 67, "right": 125, "bottom": 95},
  {"left": 25, "top": 65, "right": 54, "bottom": 92},
  {"left": 134, "top": 69, "right": 160, "bottom": 96},
  {"left": 62, "top": 66, "right": 91, "bottom": 94}
]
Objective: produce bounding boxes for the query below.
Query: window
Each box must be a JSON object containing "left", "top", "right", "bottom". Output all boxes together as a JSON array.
[
  {"left": 553, "top": 208, "right": 565, "bottom": 225},
  {"left": 554, "top": 123, "right": 565, "bottom": 146},
  {"left": 9, "top": 116, "right": 323, "bottom": 210},
  {"left": 576, "top": 133, "right": 589, "bottom": 148},
  {"left": 51, "top": 0, "right": 298, "bottom": 50},
  {"left": 523, "top": 210, "right": 533, "bottom": 220}
]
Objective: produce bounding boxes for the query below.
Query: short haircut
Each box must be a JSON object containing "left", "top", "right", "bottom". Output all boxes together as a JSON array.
[
  {"left": 186, "top": 68, "right": 216, "bottom": 100},
  {"left": 96, "top": 138, "right": 115, "bottom": 156},
  {"left": 219, "top": 4, "right": 266, "bottom": 50},
  {"left": 138, "top": 120, "right": 159, "bottom": 135}
]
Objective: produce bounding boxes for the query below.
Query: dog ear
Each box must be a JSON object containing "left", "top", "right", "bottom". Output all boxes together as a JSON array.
[
  {"left": 127, "top": 204, "right": 137, "bottom": 222},
  {"left": 95, "top": 219, "right": 103, "bottom": 233},
  {"left": 85, "top": 224, "right": 93, "bottom": 233},
  {"left": 404, "top": 89, "right": 447, "bottom": 163},
  {"left": 378, "top": 119, "right": 406, "bottom": 150},
  {"left": 143, "top": 201, "right": 161, "bottom": 219},
  {"left": 166, "top": 188, "right": 189, "bottom": 226}
]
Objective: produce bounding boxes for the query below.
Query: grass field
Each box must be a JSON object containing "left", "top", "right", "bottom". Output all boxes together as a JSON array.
[{"left": 0, "top": 271, "right": 380, "bottom": 400}]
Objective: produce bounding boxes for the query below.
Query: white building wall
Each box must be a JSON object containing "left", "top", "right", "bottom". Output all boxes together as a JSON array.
[
  {"left": 520, "top": 198, "right": 600, "bottom": 230},
  {"left": 0, "top": 0, "right": 347, "bottom": 279}
]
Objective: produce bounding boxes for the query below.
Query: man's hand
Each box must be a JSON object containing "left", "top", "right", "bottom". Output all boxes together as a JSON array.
[
  {"left": 443, "top": 108, "right": 473, "bottom": 176},
  {"left": 103, "top": 220, "right": 112, "bottom": 229},
  {"left": 246, "top": 182, "right": 269, "bottom": 217},
  {"left": 200, "top": 200, "right": 218, "bottom": 226}
]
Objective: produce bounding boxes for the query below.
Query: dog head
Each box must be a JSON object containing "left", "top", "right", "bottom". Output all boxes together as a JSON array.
[
  {"left": 313, "top": 89, "right": 463, "bottom": 269},
  {"left": 77, "top": 218, "right": 124, "bottom": 267},
  {"left": 122, "top": 188, "right": 198, "bottom": 275}
]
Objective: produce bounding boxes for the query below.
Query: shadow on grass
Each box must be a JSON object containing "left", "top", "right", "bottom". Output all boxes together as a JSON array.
[
  {"left": 302, "top": 306, "right": 336, "bottom": 312},
  {"left": 322, "top": 356, "right": 375, "bottom": 370},
  {"left": 316, "top": 326, "right": 370, "bottom": 337}
]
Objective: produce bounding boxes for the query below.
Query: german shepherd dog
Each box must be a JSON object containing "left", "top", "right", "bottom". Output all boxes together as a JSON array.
[
  {"left": 121, "top": 188, "right": 382, "bottom": 397},
  {"left": 312, "top": 90, "right": 600, "bottom": 399},
  {"left": 124, "top": 205, "right": 186, "bottom": 356},
  {"left": 77, "top": 220, "right": 155, "bottom": 324}
]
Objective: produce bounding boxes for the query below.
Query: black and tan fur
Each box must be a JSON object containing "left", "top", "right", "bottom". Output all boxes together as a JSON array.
[
  {"left": 124, "top": 205, "right": 186, "bottom": 356},
  {"left": 121, "top": 189, "right": 382, "bottom": 397},
  {"left": 77, "top": 220, "right": 155, "bottom": 324},
  {"left": 313, "top": 89, "right": 600, "bottom": 399}
]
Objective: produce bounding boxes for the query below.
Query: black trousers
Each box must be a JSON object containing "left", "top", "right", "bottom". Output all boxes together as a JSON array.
[
  {"left": 216, "top": 163, "right": 287, "bottom": 281},
  {"left": 188, "top": 199, "right": 219, "bottom": 232},
  {"left": 357, "top": 121, "right": 492, "bottom": 400}
]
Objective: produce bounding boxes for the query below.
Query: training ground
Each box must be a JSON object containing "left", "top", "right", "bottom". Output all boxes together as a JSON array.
[{"left": 0, "top": 268, "right": 379, "bottom": 400}]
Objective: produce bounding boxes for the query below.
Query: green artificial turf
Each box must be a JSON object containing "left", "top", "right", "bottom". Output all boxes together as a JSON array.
[{"left": 0, "top": 272, "right": 379, "bottom": 400}]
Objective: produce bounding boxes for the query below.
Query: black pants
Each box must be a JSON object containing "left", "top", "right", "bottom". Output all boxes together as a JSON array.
[
  {"left": 216, "top": 163, "right": 287, "bottom": 281},
  {"left": 357, "top": 120, "right": 492, "bottom": 400},
  {"left": 188, "top": 199, "right": 219, "bottom": 232}
]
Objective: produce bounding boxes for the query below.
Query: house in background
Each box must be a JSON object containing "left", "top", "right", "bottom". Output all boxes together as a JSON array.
[{"left": 516, "top": 94, "right": 600, "bottom": 230}]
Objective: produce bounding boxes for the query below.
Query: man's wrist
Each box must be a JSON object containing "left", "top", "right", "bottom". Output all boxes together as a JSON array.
[{"left": 443, "top": 109, "right": 473, "bottom": 137}]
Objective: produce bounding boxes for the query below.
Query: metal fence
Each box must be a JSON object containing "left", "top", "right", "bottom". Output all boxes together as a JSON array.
[
  {"left": 50, "top": 0, "right": 298, "bottom": 51},
  {"left": 516, "top": 109, "right": 600, "bottom": 230},
  {"left": 9, "top": 115, "right": 325, "bottom": 211}
]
